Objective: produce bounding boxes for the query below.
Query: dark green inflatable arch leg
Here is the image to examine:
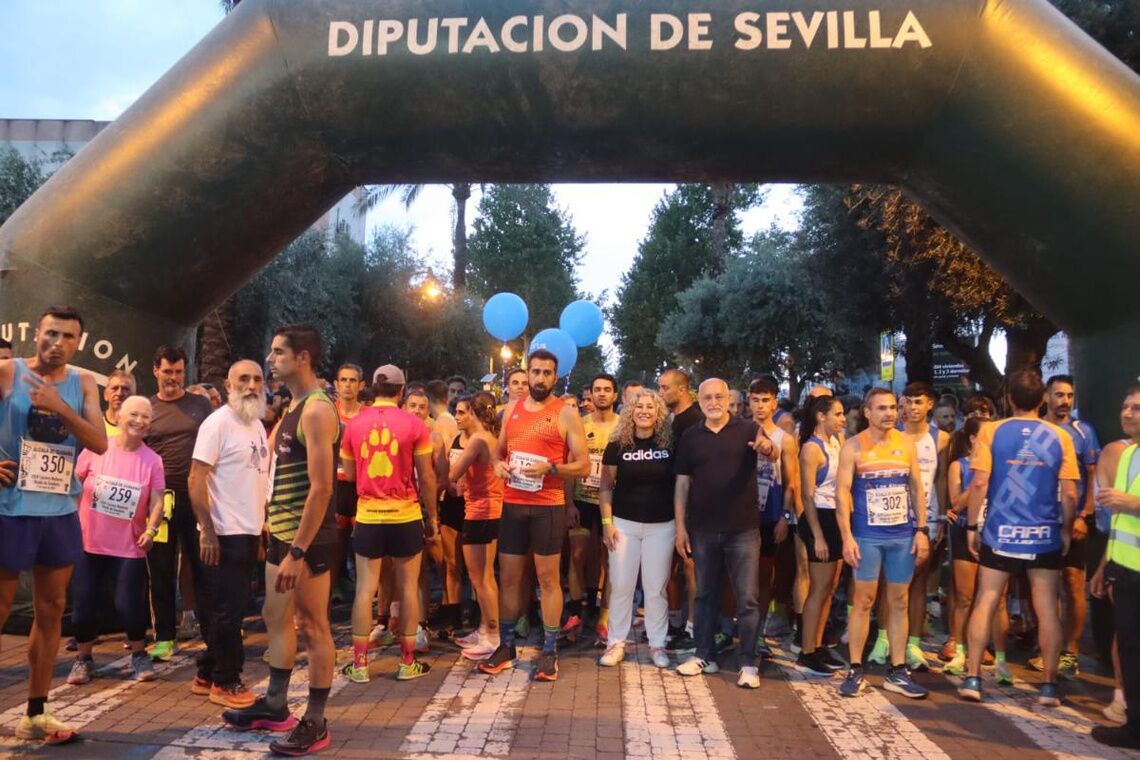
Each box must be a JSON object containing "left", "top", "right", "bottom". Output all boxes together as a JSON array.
[{"left": 1, "top": 0, "right": 1138, "bottom": 433}]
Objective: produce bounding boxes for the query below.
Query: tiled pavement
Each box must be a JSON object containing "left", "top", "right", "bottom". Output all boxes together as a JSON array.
[{"left": 0, "top": 620, "right": 1135, "bottom": 759}]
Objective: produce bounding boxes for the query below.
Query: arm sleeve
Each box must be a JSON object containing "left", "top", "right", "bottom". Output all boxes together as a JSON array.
[
  {"left": 971, "top": 421, "right": 995, "bottom": 474},
  {"left": 190, "top": 415, "right": 221, "bottom": 467}
]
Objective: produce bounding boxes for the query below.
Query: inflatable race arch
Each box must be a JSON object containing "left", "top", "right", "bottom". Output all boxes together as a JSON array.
[{"left": 1, "top": 0, "right": 1138, "bottom": 432}]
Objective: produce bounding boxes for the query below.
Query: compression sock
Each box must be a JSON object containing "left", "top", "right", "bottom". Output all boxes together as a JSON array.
[
  {"left": 500, "top": 619, "right": 517, "bottom": 649},
  {"left": 303, "top": 687, "right": 330, "bottom": 723},
  {"left": 265, "top": 666, "right": 292, "bottom": 712},
  {"left": 543, "top": 625, "right": 559, "bottom": 654},
  {"left": 400, "top": 636, "right": 415, "bottom": 666},
  {"left": 26, "top": 697, "right": 46, "bottom": 718}
]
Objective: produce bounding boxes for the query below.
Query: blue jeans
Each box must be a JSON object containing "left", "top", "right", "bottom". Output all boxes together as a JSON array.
[{"left": 692, "top": 529, "right": 761, "bottom": 665}]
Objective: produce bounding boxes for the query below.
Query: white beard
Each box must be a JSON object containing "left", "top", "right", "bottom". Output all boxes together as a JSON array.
[{"left": 230, "top": 394, "right": 267, "bottom": 424}]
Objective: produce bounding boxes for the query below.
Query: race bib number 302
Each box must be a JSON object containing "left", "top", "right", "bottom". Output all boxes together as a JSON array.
[
  {"left": 91, "top": 475, "right": 144, "bottom": 520},
  {"left": 866, "top": 484, "right": 908, "bottom": 527},
  {"left": 18, "top": 439, "right": 75, "bottom": 495}
]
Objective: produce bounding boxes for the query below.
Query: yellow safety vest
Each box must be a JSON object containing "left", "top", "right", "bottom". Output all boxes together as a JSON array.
[{"left": 1108, "top": 443, "right": 1140, "bottom": 572}]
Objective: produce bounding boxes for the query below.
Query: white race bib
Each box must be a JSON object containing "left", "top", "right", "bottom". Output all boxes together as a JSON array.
[
  {"left": 17, "top": 439, "right": 75, "bottom": 495},
  {"left": 448, "top": 449, "right": 464, "bottom": 466},
  {"left": 866, "top": 484, "right": 908, "bottom": 526},
  {"left": 756, "top": 461, "right": 776, "bottom": 511},
  {"left": 91, "top": 474, "right": 143, "bottom": 520},
  {"left": 585, "top": 453, "right": 604, "bottom": 491},
  {"left": 508, "top": 451, "right": 548, "bottom": 493}
]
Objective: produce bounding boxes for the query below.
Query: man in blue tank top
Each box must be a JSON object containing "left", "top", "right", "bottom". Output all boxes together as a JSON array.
[
  {"left": 0, "top": 305, "right": 107, "bottom": 745},
  {"left": 959, "top": 369, "right": 1079, "bottom": 707}
]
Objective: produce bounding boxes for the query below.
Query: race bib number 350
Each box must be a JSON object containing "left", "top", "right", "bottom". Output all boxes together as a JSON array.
[
  {"left": 18, "top": 439, "right": 75, "bottom": 495},
  {"left": 866, "top": 484, "right": 908, "bottom": 526},
  {"left": 91, "top": 475, "right": 144, "bottom": 520}
]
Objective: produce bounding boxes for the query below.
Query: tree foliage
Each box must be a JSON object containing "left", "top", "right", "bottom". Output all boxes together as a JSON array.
[
  {"left": 467, "top": 184, "right": 584, "bottom": 333},
  {"left": 0, "top": 148, "right": 49, "bottom": 227},
  {"left": 1051, "top": 0, "right": 1139, "bottom": 73},
  {"left": 610, "top": 184, "right": 759, "bottom": 379}
]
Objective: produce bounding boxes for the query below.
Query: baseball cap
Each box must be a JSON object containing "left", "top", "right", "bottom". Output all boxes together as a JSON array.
[{"left": 373, "top": 364, "right": 406, "bottom": 385}]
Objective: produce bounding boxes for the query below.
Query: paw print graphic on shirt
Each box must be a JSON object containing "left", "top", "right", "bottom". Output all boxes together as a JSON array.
[{"left": 361, "top": 425, "right": 399, "bottom": 479}]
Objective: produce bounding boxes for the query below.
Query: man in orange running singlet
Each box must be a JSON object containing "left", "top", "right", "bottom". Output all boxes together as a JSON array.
[{"left": 477, "top": 349, "right": 589, "bottom": 682}]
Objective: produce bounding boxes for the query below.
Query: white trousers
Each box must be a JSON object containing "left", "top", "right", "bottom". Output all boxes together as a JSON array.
[{"left": 607, "top": 517, "right": 676, "bottom": 649}]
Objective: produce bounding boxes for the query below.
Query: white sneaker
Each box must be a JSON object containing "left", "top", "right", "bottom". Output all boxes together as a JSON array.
[
  {"left": 461, "top": 637, "right": 500, "bottom": 661},
  {"left": 454, "top": 630, "right": 482, "bottom": 648},
  {"left": 650, "top": 647, "right": 671, "bottom": 668},
  {"left": 737, "top": 665, "right": 761, "bottom": 689},
  {"left": 677, "top": 657, "right": 718, "bottom": 676},
  {"left": 598, "top": 643, "right": 625, "bottom": 667},
  {"left": 1103, "top": 697, "right": 1127, "bottom": 724},
  {"left": 15, "top": 711, "right": 77, "bottom": 745},
  {"left": 368, "top": 624, "right": 388, "bottom": 645}
]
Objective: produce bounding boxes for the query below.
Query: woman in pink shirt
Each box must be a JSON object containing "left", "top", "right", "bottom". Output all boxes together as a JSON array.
[{"left": 67, "top": 395, "right": 166, "bottom": 684}]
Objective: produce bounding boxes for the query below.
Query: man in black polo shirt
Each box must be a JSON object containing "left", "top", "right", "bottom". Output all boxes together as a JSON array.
[{"left": 674, "top": 378, "right": 775, "bottom": 689}]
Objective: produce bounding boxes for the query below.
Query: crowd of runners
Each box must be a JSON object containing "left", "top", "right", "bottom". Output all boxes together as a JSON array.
[{"left": 0, "top": 305, "right": 1138, "bottom": 755}]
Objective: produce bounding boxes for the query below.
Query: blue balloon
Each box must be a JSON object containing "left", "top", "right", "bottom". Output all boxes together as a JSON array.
[
  {"left": 559, "top": 299, "right": 605, "bottom": 347},
  {"left": 482, "top": 292, "right": 528, "bottom": 341},
  {"left": 530, "top": 328, "right": 577, "bottom": 377}
]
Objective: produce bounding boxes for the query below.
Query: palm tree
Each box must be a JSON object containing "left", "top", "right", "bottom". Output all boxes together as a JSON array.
[{"left": 357, "top": 183, "right": 475, "bottom": 290}]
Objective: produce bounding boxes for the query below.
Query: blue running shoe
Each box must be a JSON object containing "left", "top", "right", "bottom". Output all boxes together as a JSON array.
[
  {"left": 883, "top": 667, "right": 928, "bottom": 699},
  {"left": 958, "top": 675, "right": 982, "bottom": 702},
  {"left": 1038, "top": 682, "right": 1060, "bottom": 707},
  {"left": 838, "top": 667, "right": 866, "bottom": 697}
]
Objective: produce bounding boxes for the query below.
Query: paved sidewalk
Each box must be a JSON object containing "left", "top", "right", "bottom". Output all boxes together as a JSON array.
[{"left": 0, "top": 620, "right": 1133, "bottom": 759}]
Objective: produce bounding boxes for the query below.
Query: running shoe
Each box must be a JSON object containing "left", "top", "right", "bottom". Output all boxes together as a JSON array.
[
  {"left": 1090, "top": 725, "right": 1140, "bottom": 750},
  {"left": 819, "top": 647, "right": 847, "bottom": 672},
  {"left": 269, "top": 717, "right": 331, "bottom": 756},
  {"left": 958, "top": 675, "right": 982, "bottom": 702},
  {"left": 14, "top": 711, "right": 77, "bottom": 745},
  {"left": 867, "top": 636, "right": 889, "bottom": 666},
  {"left": 666, "top": 630, "right": 696, "bottom": 656},
  {"left": 713, "top": 631, "right": 736, "bottom": 655},
  {"left": 560, "top": 614, "right": 583, "bottom": 640},
  {"left": 191, "top": 675, "right": 213, "bottom": 695},
  {"left": 995, "top": 661, "right": 1014, "bottom": 686},
  {"left": 369, "top": 628, "right": 396, "bottom": 649},
  {"left": 1103, "top": 697, "right": 1127, "bottom": 724},
  {"left": 1058, "top": 652, "right": 1080, "bottom": 680},
  {"left": 883, "top": 667, "right": 928, "bottom": 699},
  {"left": 790, "top": 625, "right": 803, "bottom": 655},
  {"left": 939, "top": 638, "right": 958, "bottom": 662},
  {"left": 943, "top": 652, "right": 966, "bottom": 676},
  {"left": 65, "top": 637, "right": 78, "bottom": 652},
  {"left": 1027, "top": 655, "right": 1045, "bottom": 671},
  {"left": 210, "top": 681, "right": 257, "bottom": 709},
  {"left": 838, "top": 668, "right": 866, "bottom": 697},
  {"left": 477, "top": 643, "right": 517, "bottom": 675},
  {"left": 415, "top": 626, "right": 431, "bottom": 654},
  {"left": 177, "top": 612, "right": 201, "bottom": 642},
  {"left": 514, "top": 615, "right": 531, "bottom": 640},
  {"left": 149, "top": 640, "right": 177, "bottom": 662},
  {"left": 461, "top": 637, "right": 500, "bottom": 661},
  {"left": 676, "top": 657, "right": 718, "bottom": 676},
  {"left": 341, "top": 662, "right": 369, "bottom": 684},
  {"left": 223, "top": 697, "right": 298, "bottom": 733},
  {"left": 535, "top": 652, "right": 559, "bottom": 682},
  {"left": 66, "top": 657, "right": 93, "bottom": 685},
  {"left": 131, "top": 652, "right": 156, "bottom": 682},
  {"left": 454, "top": 630, "right": 482, "bottom": 648},
  {"left": 796, "top": 651, "right": 833, "bottom": 677},
  {"left": 650, "top": 647, "right": 671, "bottom": 669},
  {"left": 737, "top": 666, "right": 760, "bottom": 689},
  {"left": 396, "top": 660, "right": 432, "bottom": 681},
  {"left": 905, "top": 643, "right": 929, "bottom": 672},
  {"left": 598, "top": 643, "right": 625, "bottom": 667},
  {"left": 594, "top": 622, "right": 609, "bottom": 644},
  {"left": 1038, "top": 682, "right": 1061, "bottom": 707}
]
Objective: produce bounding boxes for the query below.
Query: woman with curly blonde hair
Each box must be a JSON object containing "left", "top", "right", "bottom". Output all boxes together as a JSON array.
[{"left": 597, "top": 389, "right": 675, "bottom": 668}]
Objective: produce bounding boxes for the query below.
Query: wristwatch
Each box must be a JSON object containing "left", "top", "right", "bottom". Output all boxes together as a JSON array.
[
  {"left": 288, "top": 545, "right": 306, "bottom": 561},
  {"left": 549, "top": 463, "right": 558, "bottom": 476},
  {"left": 965, "top": 523, "right": 979, "bottom": 532},
  {"left": 782, "top": 511, "right": 794, "bottom": 522}
]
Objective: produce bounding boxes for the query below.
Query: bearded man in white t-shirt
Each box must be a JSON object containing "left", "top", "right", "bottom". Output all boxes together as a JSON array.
[{"left": 187, "top": 360, "right": 271, "bottom": 709}]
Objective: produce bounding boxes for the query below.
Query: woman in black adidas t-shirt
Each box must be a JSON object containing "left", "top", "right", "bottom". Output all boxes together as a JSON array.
[{"left": 597, "top": 389, "right": 675, "bottom": 669}]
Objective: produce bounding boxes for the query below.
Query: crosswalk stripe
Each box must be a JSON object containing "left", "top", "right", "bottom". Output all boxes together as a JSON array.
[
  {"left": 400, "top": 648, "right": 538, "bottom": 757},
  {"left": 620, "top": 640, "right": 735, "bottom": 759}
]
